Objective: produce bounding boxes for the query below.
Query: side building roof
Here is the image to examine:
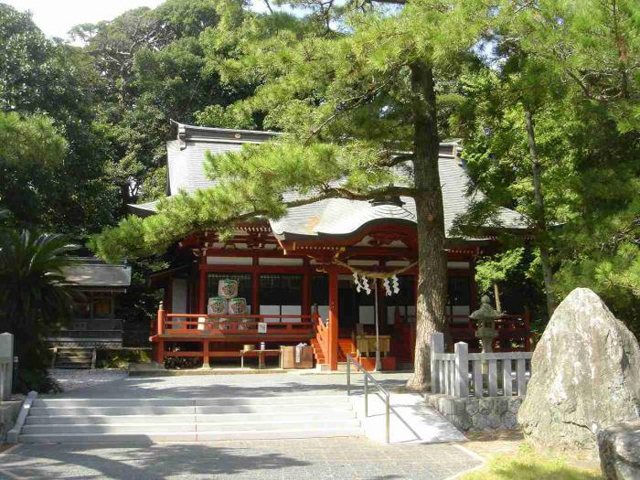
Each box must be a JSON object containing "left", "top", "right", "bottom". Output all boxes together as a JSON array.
[
  {"left": 129, "top": 121, "right": 529, "bottom": 240},
  {"left": 62, "top": 258, "right": 132, "bottom": 289}
]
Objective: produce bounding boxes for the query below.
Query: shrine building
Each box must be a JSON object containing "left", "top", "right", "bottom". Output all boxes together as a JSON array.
[{"left": 133, "top": 122, "right": 533, "bottom": 371}]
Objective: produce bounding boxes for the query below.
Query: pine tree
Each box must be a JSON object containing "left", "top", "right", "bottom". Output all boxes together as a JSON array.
[
  {"left": 455, "top": 0, "right": 640, "bottom": 334},
  {"left": 93, "top": 0, "right": 494, "bottom": 389}
]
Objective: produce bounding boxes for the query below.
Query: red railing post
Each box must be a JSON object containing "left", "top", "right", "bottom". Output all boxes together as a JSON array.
[
  {"left": 154, "top": 301, "right": 166, "bottom": 365},
  {"left": 157, "top": 301, "right": 166, "bottom": 336}
]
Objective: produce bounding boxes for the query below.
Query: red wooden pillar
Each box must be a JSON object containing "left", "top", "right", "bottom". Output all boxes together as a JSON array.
[
  {"left": 198, "top": 266, "right": 207, "bottom": 314},
  {"left": 155, "top": 340, "right": 164, "bottom": 364},
  {"left": 155, "top": 302, "right": 166, "bottom": 364},
  {"left": 327, "top": 266, "right": 339, "bottom": 371},
  {"left": 157, "top": 302, "right": 165, "bottom": 336},
  {"left": 203, "top": 340, "right": 210, "bottom": 368}
]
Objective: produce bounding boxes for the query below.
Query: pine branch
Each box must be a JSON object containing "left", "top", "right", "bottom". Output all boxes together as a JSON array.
[
  {"left": 377, "top": 151, "right": 414, "bottom": 167},
  {"left": 305, "top": 75, "right": 399, "bottom": 143},
  {"left": 230, "top": 184, "right": 416, "bottom": 223}
]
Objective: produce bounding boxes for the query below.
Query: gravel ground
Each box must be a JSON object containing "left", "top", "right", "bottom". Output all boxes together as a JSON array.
[{"left": 49, "top": 369, "right": 128, "bottom": 393}]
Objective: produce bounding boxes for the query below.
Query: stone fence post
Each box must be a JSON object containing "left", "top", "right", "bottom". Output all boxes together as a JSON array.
[
  {"left": 430, "top": 332, "right": 444, "bottom": 394},
  {"left": 454, "top": 342, "right": 469, "bottom": 398},
  {"left": 0, "top": 332, "right": 14, "bottom": 401}
]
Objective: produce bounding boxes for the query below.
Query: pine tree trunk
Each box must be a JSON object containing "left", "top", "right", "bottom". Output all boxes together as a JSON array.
[
  {"left": 406, "top": 61, "right": 448, "bottom": 392},
  {"left": 524, "top": 110, "right": 556, "bottom": 317}
]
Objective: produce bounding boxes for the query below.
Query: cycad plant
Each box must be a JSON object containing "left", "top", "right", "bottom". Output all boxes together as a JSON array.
[{"left": 0, "top": 227, "right": 77, "bottom": 390}]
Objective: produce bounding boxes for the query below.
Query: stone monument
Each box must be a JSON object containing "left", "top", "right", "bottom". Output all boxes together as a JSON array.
[{"left": 518, "top": 288, "right": 640, "bottom": 452}]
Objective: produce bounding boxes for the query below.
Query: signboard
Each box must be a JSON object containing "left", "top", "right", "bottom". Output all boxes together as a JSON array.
[{"left": 257, "top": 322, "right": 267, "bottom": 334}]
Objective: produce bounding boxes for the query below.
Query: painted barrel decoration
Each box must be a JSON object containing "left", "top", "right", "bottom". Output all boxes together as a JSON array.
[
  {"left": 207, "top": 297, "right": 227, "bottom": 315},
  {"left": 218, "top": 279, "right": 239, "bottom": 298},
  {"left": 228, "top": 297, "right": 247, "bottom": 315}
]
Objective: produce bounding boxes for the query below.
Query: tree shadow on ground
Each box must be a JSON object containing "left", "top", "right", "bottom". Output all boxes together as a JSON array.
[
  {"left": 43, "top": 372, "right": 409, "bottom": 400},
  {"left": 1, "top": 443, "right": 311, "bottom": 480}
]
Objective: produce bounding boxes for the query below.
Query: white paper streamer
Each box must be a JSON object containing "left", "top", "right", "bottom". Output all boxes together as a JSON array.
[
  {"left": 392, "top": 274, "right": 400, "bottom": 294},
  {"left": 383, "top": 278, "right": 392, "bottom": 296},
  {"left": 362, "top": 277, "right": 371, "bottom": 295},
  {"left": 353, "top": 272, "right": 362, "bottom": 292}
]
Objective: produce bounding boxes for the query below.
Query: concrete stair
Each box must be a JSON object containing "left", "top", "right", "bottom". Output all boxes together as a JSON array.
[
  {"left": 53, "top": 347, "right": 95, "bottom": 369},
  {"left": 19, "top": 395, "right": 362, "bottom": 443}
]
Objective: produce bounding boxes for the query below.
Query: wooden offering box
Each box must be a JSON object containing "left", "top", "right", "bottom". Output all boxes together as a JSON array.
[{"left": 281, "top": 345, "right": 314, "bottom": 369}]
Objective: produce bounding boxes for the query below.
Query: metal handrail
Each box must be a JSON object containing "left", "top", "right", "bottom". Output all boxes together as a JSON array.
[{"left": 346, "top": 354, "right": 391, "bottom": 444}]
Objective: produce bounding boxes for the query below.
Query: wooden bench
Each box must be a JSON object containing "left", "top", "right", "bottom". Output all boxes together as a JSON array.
[
  {"left": 239, "top": 349, "right": 281, "bottom": 369},
  {"left": 164, "top": 349, "right": 281, "bottom": 369}
]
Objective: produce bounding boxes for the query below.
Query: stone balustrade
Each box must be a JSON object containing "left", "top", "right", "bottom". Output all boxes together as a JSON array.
[
  {"left": 427, "top": 332, "right": 532, "bottom": 431},
  {"left": 0, "top": 333, "right": 14, "bottom": 402}
]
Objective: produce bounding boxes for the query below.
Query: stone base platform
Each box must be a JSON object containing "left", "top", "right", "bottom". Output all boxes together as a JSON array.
[{"left": 425, "top": 393, "right": 523, "bottom": 432}]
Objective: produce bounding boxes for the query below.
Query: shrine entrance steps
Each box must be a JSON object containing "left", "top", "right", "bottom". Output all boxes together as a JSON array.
[
  {"left": 18, "top": 395, "right": 362, "bottom": 444},
  {"left": 52, "top": 347, "right": 95, "bottom": 369},
  {"left": 311, "top": 337, "right": 358, "bottom": 370}
]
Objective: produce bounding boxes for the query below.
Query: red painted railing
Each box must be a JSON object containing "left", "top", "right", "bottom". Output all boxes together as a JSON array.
[
  {"left": 312, "top": 314, "right": 330, "bottom": 363},
  {"left": 153, "top": 310, "right": 316, "bottom": 337}
]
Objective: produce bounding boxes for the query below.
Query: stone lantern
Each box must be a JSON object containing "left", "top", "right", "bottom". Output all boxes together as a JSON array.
[{"left": 470, "top": 295, "right": 500, "bottom": 353}]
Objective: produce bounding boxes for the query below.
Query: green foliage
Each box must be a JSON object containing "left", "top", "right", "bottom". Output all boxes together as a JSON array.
[
  {"left": 164, "top": 356, "right": 203, "bottom": 370},
  {"left": 4, "top": 0, "right": 639, "bottom": 352},
  {"left": 0, "top": 113, "right": 67, "bottom": 167},
  {"left": 93, "top": 0, "right": 494, "bottom": 261},
  {"left": 75, "top": 0, "right": 246, "bottom": 206},
  {"left": 0, "top": 112, "right": 68, "bottom": 227},
  {"left": 0, "top": 4, "right": 119, "bottom": 234},
  {"left": 95, "top": 348, "right": 151, "bottom": 368},
  {"left": 0, "top": 230, "right": 78, "bottom": 389},
  {"left": 455, "top": 0, "right": 640, "bottom": 333},
  {"left": 0, "top": 0, "right": 250, "bottom": 336},
  {"left": 461, "top": 444, "right": 601, "bottom": 480},
  {"left": 475, "top": 248, "right": 525, "bottom": 295}
]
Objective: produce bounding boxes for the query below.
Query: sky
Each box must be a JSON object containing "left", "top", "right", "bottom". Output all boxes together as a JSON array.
[{"left": 4, "top": 0, "right": 166, "bottom": 40}]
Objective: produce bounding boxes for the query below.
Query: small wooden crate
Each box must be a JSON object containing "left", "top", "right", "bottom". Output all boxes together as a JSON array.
[{"left": 280, "top": 346, "right": 313, "bottom": 369}]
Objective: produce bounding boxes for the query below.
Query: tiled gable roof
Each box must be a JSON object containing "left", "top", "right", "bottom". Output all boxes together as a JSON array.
[
  {"left": 62, "top": 259, "right": 132, "bottom": 288},
  {"left": 129, "top": 122, "right": 528, "bottom": 238}
]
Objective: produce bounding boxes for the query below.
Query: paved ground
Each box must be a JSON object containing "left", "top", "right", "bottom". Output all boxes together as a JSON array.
[
  {"left": 45, "top": 370, "right": 411, "bottom": 399},
  {"left": 11, "top": 371, "right": 480, "bottom": 479},
  {"left": 0, "top": 438, "right": 482, "bottom": 480},
  {"left": 354, "top": 392, "right": 466, "bottom": 444}
]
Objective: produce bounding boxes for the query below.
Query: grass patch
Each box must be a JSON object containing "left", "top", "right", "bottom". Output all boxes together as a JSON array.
[
  {"left": 462, "top": 444, "right": 602, "bottom": 480},
  {"left": 95, "top": 348, "right": 151, "bottom": 368}
]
